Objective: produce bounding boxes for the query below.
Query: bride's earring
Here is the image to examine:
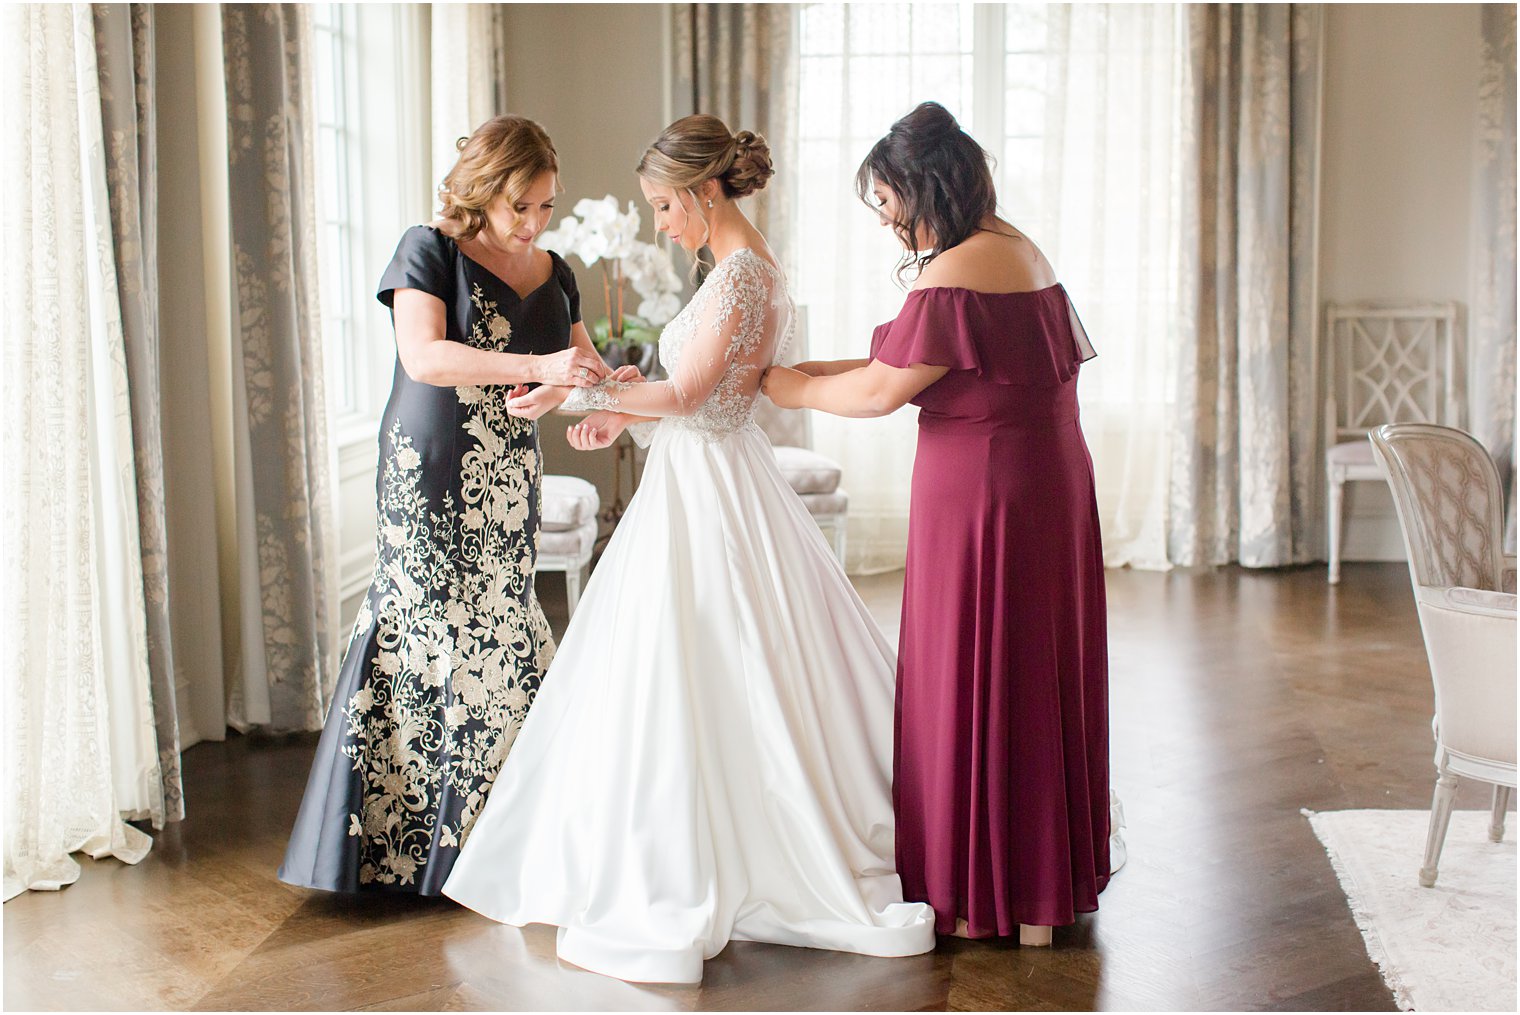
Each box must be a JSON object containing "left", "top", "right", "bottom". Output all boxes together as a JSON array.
[{"left": 706, "top": 199, "right": 714, "bottom": 208}]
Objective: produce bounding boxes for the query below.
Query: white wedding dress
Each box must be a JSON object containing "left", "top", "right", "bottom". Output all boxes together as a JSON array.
[{"left": 440, "top": 248, "right": 936, "bottom": 983}]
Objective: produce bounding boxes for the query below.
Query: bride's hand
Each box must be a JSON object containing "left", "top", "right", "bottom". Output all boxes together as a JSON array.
[
  {"left": 504, "top": 384, "right": 569, "bottom": 420},
  {"left": 761, "top": 366, "right": 807, "bottom": 409},
  {"left": 567, "top": 411, "right": 628, "bottom": 450}
]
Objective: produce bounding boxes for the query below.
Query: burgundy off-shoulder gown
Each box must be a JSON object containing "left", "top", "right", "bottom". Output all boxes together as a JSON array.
[{"left": 871, "top": 284, "right": 1109, "bottom": 935}]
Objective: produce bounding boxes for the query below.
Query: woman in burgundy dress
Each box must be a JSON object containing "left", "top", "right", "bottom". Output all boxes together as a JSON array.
[{"left": 763, "top": 101, "right": 1109, "bottom": 945}]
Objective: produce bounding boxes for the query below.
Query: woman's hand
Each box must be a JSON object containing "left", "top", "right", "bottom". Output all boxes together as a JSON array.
[
  {"left": 609, "top": 365, "right": 645, "bottom": 384},
  {"left": 537, "top": 347, "right": 611, "bottom": 387},
  {"left": 761, "top": 365, "right": 808, "bottom": 409},
  {"left": 790, "top": 361, "right": 827, "bottom": 377},
  {"left": 567, "top": 411, "right": 628, "bottom": 450},
  {"left": 504, "top": 383, "right": 569, "bottom": 420}
]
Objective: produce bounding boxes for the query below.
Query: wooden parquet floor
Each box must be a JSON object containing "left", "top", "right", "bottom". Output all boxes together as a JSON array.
[{"left": 6, "top": 563, "right": 1498, "bottom": 1011}]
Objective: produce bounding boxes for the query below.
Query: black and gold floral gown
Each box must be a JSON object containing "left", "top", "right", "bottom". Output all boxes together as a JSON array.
[{"left": 279, "top": 225, "right": 577, "bottom": 894}]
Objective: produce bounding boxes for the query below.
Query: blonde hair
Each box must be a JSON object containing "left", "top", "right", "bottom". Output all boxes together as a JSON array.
[
  {"left": 437, "top": 115, "right": 559, "bottom": 241},
  {"left": 637, "top": 114, "right": 772, "bottom": 198}
]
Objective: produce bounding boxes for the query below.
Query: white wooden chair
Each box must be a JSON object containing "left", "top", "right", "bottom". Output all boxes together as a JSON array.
[
  {"left": 1325, "top": 302, "right": 1459, "bottom": 583},
  {"left": 536, "top": 475, "right": 600, "bottom": 616},
  {"left": 1369, "top": 423, "right": 1516, "bottom": 888},
  {"left": 753, "top": 307, "right": 849, "bottom": 563}
]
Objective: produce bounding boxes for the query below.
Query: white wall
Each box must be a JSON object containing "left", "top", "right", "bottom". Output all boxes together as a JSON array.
[{"left": 1319, "top": 3, "right": 1484, "bottom": 560}]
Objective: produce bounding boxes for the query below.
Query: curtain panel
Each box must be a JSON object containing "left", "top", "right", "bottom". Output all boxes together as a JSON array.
[
  {"left": 430, "top": 3, "right": 505, "bottom": 191},
  {"left": 1471, "top": 5, "right": 1517, "bottom": 550},
  {"left": 92, "top": 1, "right": 184, "bottom": 826},
  {"left": 2, "top": 1, "right": 158, "bottom": 899},
  {"left": 1169, "top": 3, "right": 1324, "bottom": 568},
  {"left": 671, "top": 3, "right": 799, "bottom": 275},
  {"left": 221, "top": 4, "right": 339, "bottom": 733}
]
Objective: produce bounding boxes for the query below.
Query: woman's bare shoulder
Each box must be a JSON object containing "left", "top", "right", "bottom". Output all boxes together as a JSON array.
[{"left": 916, "top": 228, "right": 1056, "bottom": 293}]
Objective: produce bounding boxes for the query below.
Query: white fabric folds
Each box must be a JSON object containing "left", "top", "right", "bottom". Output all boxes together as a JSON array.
[{"left": 443, "top": 422, "right": 935, "bottom": 982}]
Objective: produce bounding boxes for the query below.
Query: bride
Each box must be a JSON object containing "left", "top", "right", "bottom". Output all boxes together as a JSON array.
[{"left": 439, "top": 115, "right": 936, "bottom": 983}]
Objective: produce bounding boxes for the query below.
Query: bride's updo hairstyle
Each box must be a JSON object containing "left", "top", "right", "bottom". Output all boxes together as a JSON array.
[
  {"left": 438, "top": 114, "right": 559, "bottom": 242},
  {"left": 637, "top": 113, "right": 774, "bottom": 200},
  {"left": 856, "top": 101, "right": 999, "bottom": 284}
]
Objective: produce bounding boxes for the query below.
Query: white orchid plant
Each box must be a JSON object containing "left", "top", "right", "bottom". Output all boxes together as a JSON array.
[{"left": 537, "top": 196, "right": 683, "bottom": 353}]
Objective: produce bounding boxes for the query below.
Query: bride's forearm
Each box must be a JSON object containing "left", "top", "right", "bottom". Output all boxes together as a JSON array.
[{"left": 563, "top": 379, "right": 695, "bottom": 418}]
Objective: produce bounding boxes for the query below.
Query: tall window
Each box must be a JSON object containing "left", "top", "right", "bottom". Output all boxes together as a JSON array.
[
  {"left": 312, "top": 4, "right": 361, "bottom": 425},
  {"left": 311, "top": 4, "right": 432, "bottom": 446},
  {"left": 796, "top": 3, "right": 1184, "bottom": 571}
]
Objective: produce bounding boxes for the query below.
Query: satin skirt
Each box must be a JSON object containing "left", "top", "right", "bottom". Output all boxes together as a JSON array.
[{"left": 441, "top": 422, "right": 936, "bottom": 983}]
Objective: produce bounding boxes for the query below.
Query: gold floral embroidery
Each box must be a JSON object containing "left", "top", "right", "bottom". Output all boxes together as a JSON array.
[{"left": 343, "top": 292, "right": 553, "bottom": 886}]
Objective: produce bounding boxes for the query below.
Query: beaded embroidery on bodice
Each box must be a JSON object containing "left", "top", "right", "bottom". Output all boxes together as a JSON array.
[
  {"left": 661, "top": 249, "right": 791, "bottom": 441},
  {"left": 560, "top": 248, "right": 792, "bottom": 444}
]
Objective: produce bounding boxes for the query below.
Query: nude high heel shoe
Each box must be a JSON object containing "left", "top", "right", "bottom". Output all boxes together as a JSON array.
[{"left": 1018, "top": 924, "right": 1053, "bottom": 947}]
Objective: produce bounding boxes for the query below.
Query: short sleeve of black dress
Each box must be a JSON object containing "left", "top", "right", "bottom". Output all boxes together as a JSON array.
[
  {"left": 378, "top": 225, "right": 452, "bottom": 309},
  {"left": 551, "top": 251, "right": 582, "bottom": 326}
]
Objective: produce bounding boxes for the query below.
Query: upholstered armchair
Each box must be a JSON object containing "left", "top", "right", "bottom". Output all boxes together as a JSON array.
[
  {"left": 1369, "top": 423, "right": 1516, "bottom": 888},
  {"left": 536, "top": 475, "right": 600, "bottom": 616}
]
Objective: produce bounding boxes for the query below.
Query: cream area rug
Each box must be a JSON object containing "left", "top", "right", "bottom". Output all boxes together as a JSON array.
[{"left": 1306, "top": 809, "right": 1517, "bottom": 1012}]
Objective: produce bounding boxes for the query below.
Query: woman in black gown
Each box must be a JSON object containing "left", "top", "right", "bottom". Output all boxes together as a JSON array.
[{"left": 279, "top": 115, "right": 620, "bottom": 895}]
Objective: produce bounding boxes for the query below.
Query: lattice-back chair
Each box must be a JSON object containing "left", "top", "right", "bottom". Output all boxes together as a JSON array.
[
  {"left": 1324, "top": 302, "right": 1460, "bottom": 583},
  {"left": 751, "top": 307, "right": 849, "bottom": 562},
  {"left": 1369, "top": 424, "right": 1515, "bottom": 887}
]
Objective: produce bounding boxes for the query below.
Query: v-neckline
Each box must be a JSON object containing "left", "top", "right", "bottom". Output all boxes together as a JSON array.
[
  {"left": 459, "top": 248, "right": 555, "bottom": 303},
  {"left": 430, "top": 226, "right": 556, "bottom": 303}
]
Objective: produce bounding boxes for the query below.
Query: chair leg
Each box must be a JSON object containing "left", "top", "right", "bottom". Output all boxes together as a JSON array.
[
  {"left": 565, "top": 568, "right": 583, "bottom": 617},
  {"left": 1327, "top": 468, "right": 1344, "bottom": 585},
  {"left": 1419, "top": 767, "right": 1460, "bottom": 887},
  {"left": 832, "top": 518, "right": 848, "bottom": 565},
  {"left": 1491, "top": 785, "right": 1512, "bottom": 843}
]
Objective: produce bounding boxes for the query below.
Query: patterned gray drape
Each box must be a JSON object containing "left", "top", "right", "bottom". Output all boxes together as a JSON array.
[
  {"left": 671, "top": 3, "right": 798, "bottom": 273},
  {"left": 1472, "top": 5, "right": 1517, "bottom": 550},
  {"left": 91, "top": 2, "right": 183, "bottom": 826},
  {"left": 222, "top": 4, "right": 337, "bottom": 732},
  {"left": 1170, "top": 4, "right": 1324, "bottom": 568}
]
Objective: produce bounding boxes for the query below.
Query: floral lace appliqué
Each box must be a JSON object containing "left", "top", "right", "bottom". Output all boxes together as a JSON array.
[{"left": 341, "top": 287, "right": 554, "bottom": 887}]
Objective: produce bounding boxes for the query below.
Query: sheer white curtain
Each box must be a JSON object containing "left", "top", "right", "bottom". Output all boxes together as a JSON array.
[
  {"left": 794, "top": 3, "right": 1183, "bottom": 573},
  {"left": 1012, "top": 5, "right": 1183, "bottom": 569},
  {"left": 2, "top": 3, "right": 160, "bottom": 898}
]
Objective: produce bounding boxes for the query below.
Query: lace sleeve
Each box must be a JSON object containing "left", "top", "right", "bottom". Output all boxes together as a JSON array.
[
  {"left": 562, "top": 259, "right": 769, "bottom": 419},
  {"left": 626, "top": 420, "right": 659, "bottom": 447},
  {"left": 561, "top": 380, "right": 635, "bottom": 413}
]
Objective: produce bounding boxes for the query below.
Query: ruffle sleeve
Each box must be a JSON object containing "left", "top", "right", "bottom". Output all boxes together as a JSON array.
[
  {"left": 377, "top": 225, "right": 452, "bottom": 308},
  {"left": 870, "top": 284, "right": 1097, "bottom": 387}
]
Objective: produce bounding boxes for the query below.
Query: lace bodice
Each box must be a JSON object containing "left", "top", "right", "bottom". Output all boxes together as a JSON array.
[{"left": 563, "top": 249, "right": 793, "bottom": 444}]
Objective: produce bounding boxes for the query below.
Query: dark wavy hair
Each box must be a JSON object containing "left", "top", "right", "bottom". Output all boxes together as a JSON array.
[{"left": 855, "top": 102, "right": 1000, "bottom": 285}]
